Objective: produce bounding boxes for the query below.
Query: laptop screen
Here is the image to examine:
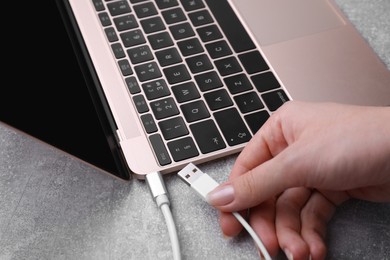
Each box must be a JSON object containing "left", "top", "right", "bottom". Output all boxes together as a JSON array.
[{"left": 0, "top": 1, "right": 130, "bottom": 179}]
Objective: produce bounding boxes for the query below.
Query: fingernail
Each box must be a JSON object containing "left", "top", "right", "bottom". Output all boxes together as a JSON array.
[
  {"left": 206, "top": 184, "right": 234, "bottom": 206},
  {"left": 284, "top": 248, "right": 294, "bottom": 260}
]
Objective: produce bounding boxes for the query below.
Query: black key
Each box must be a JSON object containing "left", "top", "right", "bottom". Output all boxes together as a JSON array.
[
  {"left": 140, "top": 16, "right": 166, "bottom": 34},
  {"left": 118, "top": 59, "right": 133, "bottom": 76},
  {"left": 156, "top": 47, "right": 182, "bottom": 67},
  {"left": 156, "top": 0, "right": 179, "bottom": 9},
  {"left": 159, "top": 116, "right": 189, "bottom": 140},
  {"left": 261, "top": 89, "right": 290, "bottom": 112},
  {"left": 98, "top": 12, "right": 112, "bottom": 26},
  {"left": 105, "top": 27, "right": 118, "bottom": 42},
  {"left": 234, "top": 91, "right": 264, "bottom": 113},
  {"left": 163, "top": 64, "right": 191, "bottom": 84},
  {"left": 196, "top": 25, "right": 223, "bottom": 42},
  {"left": 127, "top": 45, "right": 154, "bottom": 64},
  {"left": 150, "top": 97, "right": 179, "bottom": 119},
  {"left": 125, "top": 76, "right": 141, "bottom": 94},
  {"left": 148, "top": 32, "right": 174, "bottom": 50},
  {"left": 178, "top": 38, "right": 204, "bottom": 56},
  {"left": 239, "top": 51, "right": 269, "bottom": 74},
  {"left": 141, "top": 113, "right": 158, "bottom": 133},
  {"left": 251, "top": 71, "right": 280, "bottom": 93},
  {"left": 113, "top": 14, "right": 138, "bottom": 31},
  {"left": 169, "top": 22, "right": 195, "bottom": 40},
  {"left": 204, "top": 89, "right": 233, "bottom": 111},
  {"left": 244, "top": 110, "right": 270, "bottom": 134},
  {"left": 205, "top": 0, "right": 255, "bottom": 53},
  {"left": 194, "top": 71, "right": 222, "bottom": 92},
  {"left": 162, "top": 8, "right": 186, "bottom": 24},
  {"left": 111, "top": 43, "right": 126, "bottom": 58},
  {"left": 180, "top": 0, "right": 205, "bottom": 11},
  {"left": 134, "top": 62, "right": 162, "bottom": 82},
  {"left": 92, "top": 0, "right": 105, "bottom": 11},
  {"left": 214, "top": 56, "right": 242, "bottom": 76},
  {"left": 133, "top": 2, "right": 158, "bottom": 18},
  {"left": 190, "top": 119, "right": 226, "bottom": 154},
  {"left": 214, "top": 108, "right": 251, "bottom": 146},
  {"left": 186, "top": 54, "right": 213, "bottom": 74},
  {"left": 172, "top": 82, "right": 200, "bottom": 103},
  {"left": 149, "top": 134, "right": 172, "bottom": 165},
  {"left": 188, "top": 10, "right": 213, "bottom": 27},
  {"left": 107, "top": 1, "right": 131, "bottom": 16},
  {"left": 142, "top": 79, "right": 171, "bottom": 100},
  {"left": 168, "top": 137, "right": 199, "bottom": 162},
  {"left": 120, "top": 29, "right": 146, "bottom": 47},
  {"left": 180, "top": 100, "right": 210, "bottom": 122},
  {"left": 205, "top": 40, "right": 232, "bottom": 59},
  {"left": 133, "top": 94, "right": 149, "bottom": 113},
  {"left": 129, "top": 0, "right": 148, "bottom": 3},
  {"left": 224, "top": 73, "right": 253, "bottom": 94}
]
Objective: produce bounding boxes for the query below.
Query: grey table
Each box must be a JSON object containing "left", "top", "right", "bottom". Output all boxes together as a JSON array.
[{"left": 1, "top": 1, "right": 389, "bottom": 259}]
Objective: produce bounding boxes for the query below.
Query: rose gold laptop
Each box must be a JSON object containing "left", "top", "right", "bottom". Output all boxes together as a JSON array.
[{"left": 51, "top": 0, "right": 390, "bottom": 180}]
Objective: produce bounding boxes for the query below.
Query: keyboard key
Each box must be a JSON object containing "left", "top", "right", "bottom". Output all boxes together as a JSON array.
[
  {"left": 244, "top": 110, "right": 270, "bottom": 134},
  {"left": 150, "top": 97, "right": 179, "bottom": 119},
  {"left": 111, "top": 43, "right": 126, "bottom": 58},
  {"left": 118, "top": 59, "right": 133, "bottom": 76},
  {"left": 113, "top": 14, "right": 138, "bottom": 31},
  {"left": 224, "top": 73, "right": 253, "bottom": 94},
  {"left": 133, "top": 95, "right": 149, "bottom": 113},
  {"left": 180, "top": 100, "right": 210, "bottom": 122},
  {"left": 120, "top": 29, "right": 146, "bottom": 47},
  {"left": 261, "top": 89, "right": 290, "bottom": 111},
  {"left": 92, "top": 0, "right": 105, "bottom": 11},
  {"left": 141, "top": 113, "right": 158, "bottom": 133},
  {"left": 133, "top": 2, "right": 158, "bottom": 18},
  {"left": 180, "top": 0, "right": 205, "bottom": 11},
  {"left": 251, "top": 71, "right": 280, "bottom": 93},
  {"left": 140, "top": 16, "right": 166, "bottom": 34},
  {"left": 205, "top": 40, "right": 232, "bottom": 59},
  {"left": 239, "top": 51, "right": 269, "bottom": 74},
  {"left": 159, "top": 116, "right": 189, "bottom": 140},
  {"left": 186, "top": 54, "right": 213, "bottom": 74},
  {"left": 204, "top": 89, "right": 233, "bottom": 111},
  {"left": 178, "top": 38, "right": 204, "bottom": 56},
  {"left": 163, "top": 64, "right": 191, "bottom": 84},
  {"left": 172, "top": 82, "right": 200, "bottom": 103},
  {"left": 194, "top": 71, "right": 222, "bottom": 92},
  {"left": 149, "top": 134, "right": 172, "bottom": 165},
  {"left": 125, "top": 76, "right": 141, "bottom": 94},
  {"left": 214, "top": 56, "right": 242, "bottom": 76},
  {"left": 107, "top": 1, "right": 131, "bottom": 16},
  {"left": 98, "top": 12, "right": 112, "bottom": 26},
  {"left": 190, "top": 119, "right": 226, "bottom": 154},
  {"left": 148, "top": 32, "right": 174, "bottom": 50},
  {"left": 162, "top": 7, "right": 186, "bottom": 24},
  {"left": 188, "top": 10, "right": 213, "bottom": 27},
  {"left": 127, "top": 45, "right": 154, "bottom": 64},
  {"left": 197, "top": 25, "right": 223, "bottom": 42},
  {"left": 156, "top": 47, "right": 182, "bottom": 67},
  {"left": 142, "top": 79, "right": 171, "bottom": 100},
  {"left": 234, "top": 91, "right": 264, "bottom": 113},
  {"left": 214, "top": 108, "right": 251, "bottom": 146},
  {"left": 134, "top": 62, "right": 162, "bottom": 82},
  {"left": 168, "top": 137, "right": 199, "bottom": 162},
  {"left": 169, "top": 22, "right": 195, "bottom": 40},
  {"left": 156, "top": 0, "right": 179, "bottom": 9},
  {"left": 105, "top": 27, "right": 118, "bottom": 42}
]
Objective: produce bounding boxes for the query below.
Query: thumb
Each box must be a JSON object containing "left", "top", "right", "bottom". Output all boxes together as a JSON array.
[{"left": 206, "top": 146, "right": 306, "bottom": 212}]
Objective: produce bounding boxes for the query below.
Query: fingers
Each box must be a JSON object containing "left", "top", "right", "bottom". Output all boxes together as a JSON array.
[{"left": 276, "top": 188, "right": 339, "bottom": 260}]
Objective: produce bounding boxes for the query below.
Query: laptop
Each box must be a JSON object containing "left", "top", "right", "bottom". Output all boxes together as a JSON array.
[{"left": 1, "top": 0, "right": 389, "bottom": 181}]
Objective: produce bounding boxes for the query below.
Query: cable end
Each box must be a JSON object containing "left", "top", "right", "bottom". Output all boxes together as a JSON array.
[{"left": 177, "top": 163, "right": 204, "bottom": 186}]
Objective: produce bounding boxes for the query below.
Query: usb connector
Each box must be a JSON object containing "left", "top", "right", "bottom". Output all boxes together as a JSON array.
[
  {"left": 177, "top": 163, "right": 219, "bottom": 198},
  {"left": 177, "top": 163, "right": 271, "bottom": 260}
]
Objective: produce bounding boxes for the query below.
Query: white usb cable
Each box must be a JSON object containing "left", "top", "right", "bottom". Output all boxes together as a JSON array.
[
  {"left": 146, "top": 171, "right": 181, "bottom": 260},
  {"left": 177, "top": 163, "right": 272, "bottom": 260}
]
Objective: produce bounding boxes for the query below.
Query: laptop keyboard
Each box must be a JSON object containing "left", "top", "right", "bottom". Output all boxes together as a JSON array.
[{"left": 91, "top": 0, "right": 289, "bottom": 166}]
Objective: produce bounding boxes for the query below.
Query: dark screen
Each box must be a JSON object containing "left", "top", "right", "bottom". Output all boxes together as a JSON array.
[{"left": 0, "top": 1, "right": 129, "bottom": 179}]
